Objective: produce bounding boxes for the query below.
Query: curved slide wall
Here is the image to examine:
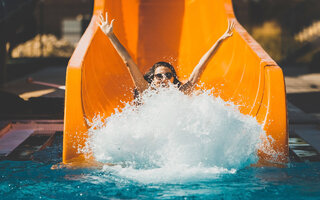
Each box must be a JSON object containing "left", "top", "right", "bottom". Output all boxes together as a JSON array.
[{"left": 63, "top": 0, "right": 288, "bottom": 164}]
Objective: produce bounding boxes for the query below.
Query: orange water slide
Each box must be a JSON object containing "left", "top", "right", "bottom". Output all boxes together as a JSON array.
[{"left": 63, "top": 0, "right": 288, "bottom": 165}]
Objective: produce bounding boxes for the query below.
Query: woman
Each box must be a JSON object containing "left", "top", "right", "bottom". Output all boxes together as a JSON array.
[{"left": 98, "top": 12, "right": 234, "bottom": 95}]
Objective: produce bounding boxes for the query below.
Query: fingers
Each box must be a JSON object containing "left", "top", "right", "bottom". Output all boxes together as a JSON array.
[
  {"left": 221, "top": 20, "right": 235, "bottom": 40},
  {"left": 97, "top": 13, "right": 104, "bottom": 27},
  {"left": 227, "top": 20, "right": 235, "bottom": 33},
  {"left": 96, "top": 21, "right": 102, "bottom": 27},
  {"left": 110, "top": 19, "right": 115, "bottom": 27},
  {"left": 97, "top": 11, "right": 115, "bottom": 34},
  {"left": 231, "top": 21, "right": 235, "bottom": 30},
  {"left": 99, "top": 13, "right": 104, "bottom": 24}
]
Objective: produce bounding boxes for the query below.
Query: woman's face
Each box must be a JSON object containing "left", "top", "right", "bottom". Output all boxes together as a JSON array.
[{"left": 153, "top": 66, "right": 174, "bottom": 87}]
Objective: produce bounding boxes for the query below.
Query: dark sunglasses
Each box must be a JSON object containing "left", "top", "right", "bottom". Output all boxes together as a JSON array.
[{"left": 154, "top": 72, "right": 173, "bottom": 79}]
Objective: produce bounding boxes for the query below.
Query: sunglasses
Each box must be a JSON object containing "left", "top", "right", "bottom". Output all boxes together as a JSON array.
[{"left": 154, "top": 72, "right": 173, "bottom": 80}]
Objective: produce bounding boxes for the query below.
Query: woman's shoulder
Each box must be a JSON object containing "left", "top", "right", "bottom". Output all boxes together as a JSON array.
[{"left": 179, "top": 81, "right": 192, "bottom": 93}]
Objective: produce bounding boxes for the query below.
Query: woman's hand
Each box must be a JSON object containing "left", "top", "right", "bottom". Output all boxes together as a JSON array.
[
  {"left": 186, "top": 20, "right": 235, "bottom": 92},
  {"left": 220, "top": 20, "right": 235, "bottom": 40},
  {"left": 98, "top": 12, "right": 115, "bottom": 36}
]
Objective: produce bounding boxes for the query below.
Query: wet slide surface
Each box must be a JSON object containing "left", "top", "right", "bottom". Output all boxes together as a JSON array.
[{"left": 63, "top": 0, "right": 287, "bottom": 164}]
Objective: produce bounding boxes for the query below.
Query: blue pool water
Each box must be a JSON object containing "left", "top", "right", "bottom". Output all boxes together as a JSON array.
[
  {"left": 1, "top": 129, "right": 319, "bottom": 199},
  {"left": 1, "top": 153, "right": 320, "bottom": 199},
  {"left": 1, "top": 132, "right": 320, "bottom": 199},
  {"left": 2, "top": 88, "right": 320, "bottom": 199}
]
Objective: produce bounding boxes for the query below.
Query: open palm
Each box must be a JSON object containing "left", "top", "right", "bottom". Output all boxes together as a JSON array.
[
  {"left": 221, "top": 20, "right": 235, "bottom": 40},
  {"left": 98, "top": 12, "right": 115, "bottom": 36}
]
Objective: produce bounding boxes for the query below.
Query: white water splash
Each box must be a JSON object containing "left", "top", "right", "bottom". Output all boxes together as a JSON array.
[{"left": 84, "top": 85, "right": 266, "bottom": 183}]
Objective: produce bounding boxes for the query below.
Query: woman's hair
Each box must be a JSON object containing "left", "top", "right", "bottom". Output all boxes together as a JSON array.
[
  {"left": 133, "top": 61, "right": 181, "bottom": 101},
  {"left": 143, "top": 61, "right": 181, "bottom": 86}
]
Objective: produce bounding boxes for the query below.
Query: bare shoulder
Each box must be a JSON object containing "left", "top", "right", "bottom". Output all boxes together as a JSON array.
[
  {"left": 179, "top": 81, "right": 205, "bottom": 96},
  {"left": 193, "top": 89, "right": 204, "bottom": 96},
  {"left": 179, "top": 81, "right": 193, "bottom": 94}
]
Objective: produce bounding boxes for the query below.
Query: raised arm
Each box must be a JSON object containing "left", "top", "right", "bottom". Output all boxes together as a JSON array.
[
  {"left": 180, "top": 20, "right": 235, "bottom": 94},
  {"left": 98, "top": 12, "right": 148, "bottom": 93}
]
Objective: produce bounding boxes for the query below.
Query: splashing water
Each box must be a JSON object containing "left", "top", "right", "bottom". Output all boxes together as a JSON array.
[{"left": 84, "top": 85, "right": 266, "bottom": 183}]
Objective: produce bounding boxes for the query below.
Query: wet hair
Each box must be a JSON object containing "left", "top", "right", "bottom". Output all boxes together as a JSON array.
[
  {"left": 133, "top": 61, "right": 181, "bottom": 101},
  {"left": 143, "top": 61, "right": 181, "bottom": 86}
]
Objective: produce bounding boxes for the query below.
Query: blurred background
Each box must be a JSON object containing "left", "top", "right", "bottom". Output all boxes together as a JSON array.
[
  {"left": 0, "top": 0, "right": 93, "bottom": 84},
  {"left": 0, "top": 0, "right": 319, "bottom": 118},
  {"left": 0, "top": 0, "right": 93, "bottom": 118},
  {"left": 234, "top": 0, "right": 320, "bottom": 71}
]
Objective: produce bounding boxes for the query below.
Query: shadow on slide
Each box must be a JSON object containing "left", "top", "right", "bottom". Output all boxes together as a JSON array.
[{"left": 63, "top": 0, "right": 288, "bottom": 165}]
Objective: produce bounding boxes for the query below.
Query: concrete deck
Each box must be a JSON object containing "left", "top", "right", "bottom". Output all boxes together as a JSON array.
[
  {"left": 0, "top": 66, "right": 65, "bottom": 119},
  {"left": 2, "top": 66, "right": 66, "bottom": 99},
  {"left": 284, "top": 67, "right": 320, "bottom": 161}
]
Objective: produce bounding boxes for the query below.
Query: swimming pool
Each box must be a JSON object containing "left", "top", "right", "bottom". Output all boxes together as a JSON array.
[{"left": 1, "top": 134, "right": 320, "bottom": 200}]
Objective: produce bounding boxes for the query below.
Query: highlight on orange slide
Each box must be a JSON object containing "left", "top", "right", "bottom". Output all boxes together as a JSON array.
[{"left": 63, "top": 0, "right": 288, "bottom": 165}]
